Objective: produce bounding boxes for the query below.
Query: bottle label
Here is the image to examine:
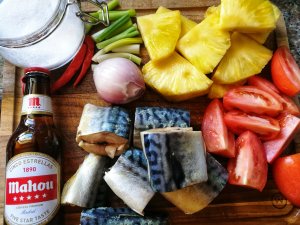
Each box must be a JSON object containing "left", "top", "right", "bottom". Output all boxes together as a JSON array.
[
  {"left": 5, "top": 152, "right": 60, "bottom": 225},
  {"left": 21, "top": 94, "right": 53, "bottom": 115}
]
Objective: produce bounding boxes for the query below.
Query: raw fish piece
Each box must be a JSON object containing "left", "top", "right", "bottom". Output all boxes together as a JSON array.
[
  {"left": 134, "top": 107, "right": 190, "bottom": 148},
  {"left": 76, "top": 104, "right": 131, "bottom": 158},
  {"left": 141, "top": 128, "right": 207, "bottom": 192},
  {"left": 104, "top": 149, "right": 154, "bottom": 215},
  {"left": 61, "top": 153, "right": 108, "bottom": 207},
  {"left": 80, "top": 207, "right": 168, "bottom": 225},
  {"left": 162, "top": 153, "right": 228, "bottom": 214},
  {"left": 94, "top": 177, "right": 109, "bottom": 207}
]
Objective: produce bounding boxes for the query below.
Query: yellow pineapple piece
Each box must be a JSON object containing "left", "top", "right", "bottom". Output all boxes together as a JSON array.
[
  {"left": 177, "top": 6, "right": 231, "bottom": 74},
  {"left": 137, "top": 11, "right": 181, "bottom": 61},
  {"left": 212, "top": 32, "right": 272, "bottom": 84},
  {"left": 208, "top": 80, "right": 246, "bottom": 99},
  {"left": 156, "top": 6, "right": 197, "bottom": 37},
  {"left": 220, "top": 0, "right": 277, "bottom": 33},
  {"left": 142, "top": 52, "right": 213, "bottom": 102},
  {"left": 246, "top": 4, "right": 281, "bottom": 43}
]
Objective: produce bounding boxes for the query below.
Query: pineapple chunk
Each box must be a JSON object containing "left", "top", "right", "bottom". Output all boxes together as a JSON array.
[
  {"left": 212, "top": 32, "right": 272, "bottom": 84},
  {"left": 142, "top": 52, "right": 213, "bottom": 102},
  {"left": 246, "top": 4, "right": 281, "bottom": 44},
  {"left": 177, "top": 6, "right": 231, "bottom": 74},
  {"left": 156, "top": 6, "right": 197, "bottom": 37},
  {"left": 220, "top": 0, "right": 277, "bottom": 33},
  {"left": 137, "top": 11, "right": 181, "bottom": 61},
  {"left": 208, "top": 80, "right": 246, "bottom": 99}
]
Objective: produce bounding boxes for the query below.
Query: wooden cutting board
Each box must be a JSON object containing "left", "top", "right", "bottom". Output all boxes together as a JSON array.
[{"left": 1, "top": 0, "right": 300, "bottom": 224}]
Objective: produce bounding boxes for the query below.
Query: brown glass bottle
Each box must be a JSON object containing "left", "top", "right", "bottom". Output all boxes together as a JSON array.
[{"left": 4, "top": 68, "right": 62, "bottom": 225}]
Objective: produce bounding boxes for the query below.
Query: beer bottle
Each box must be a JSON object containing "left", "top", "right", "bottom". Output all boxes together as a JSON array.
[{"left": 4, "top": 67, "right": 61, "bottom": 225}]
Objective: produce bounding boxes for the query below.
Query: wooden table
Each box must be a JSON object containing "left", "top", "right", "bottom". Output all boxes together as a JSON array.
[{"left": 1, "top": 0, "right": 300, "bottom": 224}]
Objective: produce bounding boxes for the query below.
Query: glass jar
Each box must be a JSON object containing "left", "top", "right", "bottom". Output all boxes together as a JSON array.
[{"left": 0, "top": 0, "right": 108, "bottom": 70}]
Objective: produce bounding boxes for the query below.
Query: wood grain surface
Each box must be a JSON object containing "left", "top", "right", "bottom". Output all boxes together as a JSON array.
[{"left": 1, "top": 0, "right": 300, "bottom": 224}]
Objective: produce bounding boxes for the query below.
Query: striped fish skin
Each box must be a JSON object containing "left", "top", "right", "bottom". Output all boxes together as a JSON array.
[
  {"left": 134, "top": 107, "right": 190, "bottom": 148},
  {"left": 104, "top": 149, "right": 154, "bottom": 215},
  {"left": 61, "top": 154, "right": 108, "bottom": 208},
  {"left": 77, "top": 104, "right": 131, "bottom": 140},
  {"left": 80, "top": 207, "right": 168, "bottom": 225},
  {"left": 76, "top": 104, "right": 131, "bottom": 158},
  {"left": 142, "top": 129, "right": 208, "bottom": 192},
  {"left": 162, "top": 153, "right": 228, "bottom": 214}
]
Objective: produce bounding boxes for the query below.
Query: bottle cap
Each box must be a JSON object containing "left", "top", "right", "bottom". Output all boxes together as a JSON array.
[
  {"left": 24, "top": 67, "right": 50, "bottom": 75},
  {"left": 22, "top": 67, "right": 51, "bottom": 94}
]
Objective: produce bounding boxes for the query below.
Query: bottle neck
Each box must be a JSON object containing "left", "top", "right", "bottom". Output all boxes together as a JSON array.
[{"left": 22, "top": 71, "right": 53, "bottom": 116}]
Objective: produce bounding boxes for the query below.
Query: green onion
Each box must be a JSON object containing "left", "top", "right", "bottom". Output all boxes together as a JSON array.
[
  {"left": 106, "top": 19, "right": 133, "bottom": 40},
  {"left": 96, "top": 25, "right": 139, "bottom": 49},
  {"left": 92, "top": 14, "right": 131, "bottom": 42},
  {"left": 97, "top": 37, "right": 143, "bottom": 55},
  {"left": 85, "top": 24, "right": 94, "bottom": 34},
  {"left": 108, "top": 9, "right": 136, "bottom": 20},
  {"left": 107, "top": 0, "right": 120, "bottom": 10},
  {"left": 93, "top": 52, "right": 142, "bottom": 65},
  {"left": 111, "top": 44, "right": 140, "bottom": 55},
  {"left": 84, "top": 0, "right": 120, "bottom": 34},
  {"left": 95, "top": 9, "right": 136, "bottom": 21}
]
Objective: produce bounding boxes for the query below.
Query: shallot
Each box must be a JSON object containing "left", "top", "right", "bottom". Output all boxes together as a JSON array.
[{"left": 93, "top": 58, "right": 145, "bottom": 104}]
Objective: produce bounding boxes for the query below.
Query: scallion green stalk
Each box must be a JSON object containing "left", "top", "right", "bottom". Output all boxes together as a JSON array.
[
  {"left": 96, "top": 25, "right": 139, "bottom": 49},
  {"left": 96, "top": 9, "right": 136, "bottom": 21},
  {"left": 85, "top": 24, "right": 94, "bottom": 34},
  {"left": 92, "top": 37, "right": 143, "bottom": 60},
  {"left": 91, "top": 14, "right": 131, "bottom": 42},
  {"left": 83, "top": 0, "right": 120, "bottom": 34},
  {"left": 99, "top": 37, "right": 143, "bottom": 55},
  {"left": 107, "top": 0, "right": 120, "bottom": 10},
  {"left": 107, "top": 19, "right": 133, "bottom": 39},
  {"left": 111, "top": 44, "right": 140, "bottom": 55},
  {"left": 93, "top": 52, "right": 142, "bottom": 65}
]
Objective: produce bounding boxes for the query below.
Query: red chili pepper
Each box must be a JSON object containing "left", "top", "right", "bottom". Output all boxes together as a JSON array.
[
  {"left": 73, "top": 35, "right": 95, "bottom": 87},
  {"left": 51, "top": 42, "right": 87, "bottom": 93}
]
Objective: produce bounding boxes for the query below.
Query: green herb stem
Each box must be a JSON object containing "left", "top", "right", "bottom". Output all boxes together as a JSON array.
[
  {"left": 96, "top": 25, "right": 139, "bottom": 49},
  {"left": 107, "top": 0, "right": 120, "bottom": 10},
  {"left": 100, "top": 37, "right": 143, "bottom": 55},
  {"left": 92, "top": 37, "right": 143, "bottom": 60},
  {"left": 111, "top": 44, "right": 140, "bottom": 55},
  {"left": 93, "top": 52, "right": 142, "bottom": 65},
  {"left": 95, "top": 9, "right": 136, "bottom": 21},
  {"left": 107, "top": 19, "right": 133, "bottom": 39},
  {"left": 84, "top": 23, "right": 94, "bottom": 34},
  {"left": 91, "top": 14, "right": 131, "bottom": 42}
]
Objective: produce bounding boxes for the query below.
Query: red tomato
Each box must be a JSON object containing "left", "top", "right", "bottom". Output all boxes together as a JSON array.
[
  {"left": 248, "top": 75, "right": 280, "bottom": 94},
  {"left": 264, "top": 114, "right": 300, "bottom": 163},
  {"left": 227, "top": 131, "right": 268, "bottom": 192},
  {"left": 224, "top": 110, "right": 280, "bottom": 141},
  {"left": 248, "top": 75, "right": 300, "bottom": 116},
  {"left": 223, "top": 86, "right": 283, "bottom": 116},
  {"left": 202, "top": 99, "right": 236, "bottom": 158},
  {"left": 273, "top": 153, "right": 300, "bottom": 207},
  {"left": 271, "top": 46, "right": 300, "bottom": 97}
]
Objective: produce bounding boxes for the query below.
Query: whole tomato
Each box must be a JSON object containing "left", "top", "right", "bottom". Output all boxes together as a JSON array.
[{"left": 273, "top": 153, "right": 300, "bottom": 207}]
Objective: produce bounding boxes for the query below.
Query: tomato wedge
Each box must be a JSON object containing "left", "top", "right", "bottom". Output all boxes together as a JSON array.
[
  {"left": 223, "top": 86, "right": 283, "bottom": 116},
  {"left": 248, "top": 75, "right": 300, "bottom": 116},
  {"left": 248, "top": 75, "right": 280, "bottom": 94},
  {"left": 279, "top": 95, "right": 300, "bottom": 116},
  {"left": 264, "top": 114, "right": 300, "bottom": 163},
  {"left": 224, "top": 110, "right": 280, "bottom": 141},
  {"left": 271, "top": 46, "right": 300, "bottom": 97},
  {"left": 273, "top": 153, "right": 300, "bottom": 207},
  {"left": 202, "top": 99, "right": 236, "bottom": 158},
  {"left": 227, "top": 131, "right": 268, "bottom": 192}
]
